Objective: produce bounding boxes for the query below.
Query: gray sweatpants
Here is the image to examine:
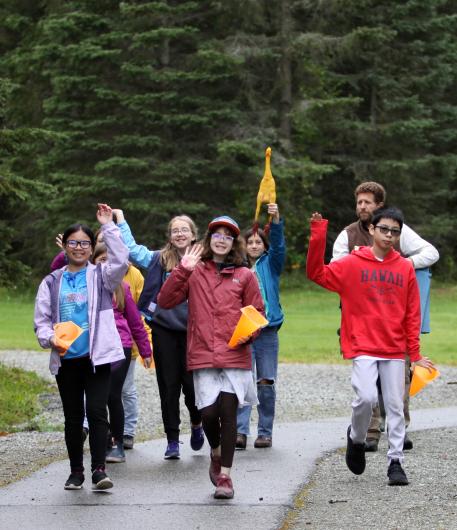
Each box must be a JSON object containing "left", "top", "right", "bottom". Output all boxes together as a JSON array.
[{"left": 350, "top": 357, "right": 405, "bottom": 463}]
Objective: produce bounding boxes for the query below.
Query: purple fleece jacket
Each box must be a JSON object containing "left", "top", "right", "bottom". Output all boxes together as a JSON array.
[{"left": 114, "top": 282, "right": 152, "bottom": 358}]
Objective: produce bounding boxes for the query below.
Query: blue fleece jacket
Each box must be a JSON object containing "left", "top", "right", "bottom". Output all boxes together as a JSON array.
[{"left": 253, "top": 220, "right": 286, "bottom": 327}]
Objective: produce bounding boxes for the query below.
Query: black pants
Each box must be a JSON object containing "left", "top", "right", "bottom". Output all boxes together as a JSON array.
[
  {"left": 55, "top": 357, "right": 110, "bottom": 472},
  {"left": 151, "top": 323, "right": 201, "bottom": 441},
  {"left": 200, "top": 392, "right": 238, "bottom": 468},
  {"left": 108, "top": 347, "right": 131, "bottom": 443}
]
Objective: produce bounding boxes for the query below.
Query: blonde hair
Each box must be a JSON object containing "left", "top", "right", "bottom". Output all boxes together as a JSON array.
[{"left": 160, "top": 215, "right": 198, "bottom": 271}]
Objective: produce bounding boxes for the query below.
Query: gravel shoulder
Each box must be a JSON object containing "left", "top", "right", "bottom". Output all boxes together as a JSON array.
[{"left": 1, "top": 350, "right": 457, "bottom": 529}]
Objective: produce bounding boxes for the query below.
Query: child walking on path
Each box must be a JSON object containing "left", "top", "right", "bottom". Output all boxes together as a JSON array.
[
  {"left": 236, "top": 203, "right": 286, "bottom": 449},
  {"left": 34, "top": 204, "right": 128, "bottom": 491},
  {"left": 158, "top": 216, "right": 264, "bottom": 499},
  {"left": 92, "top": 244, "right": 152, "bottom": 463},
  {"left": 306, "top": 207, "right": 434, "bottom": 485},
  {"left": 112, "top": 209, "right": 204, "bottom": 459}
]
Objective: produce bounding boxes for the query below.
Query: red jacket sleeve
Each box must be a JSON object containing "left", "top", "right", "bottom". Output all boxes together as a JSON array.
[
  {"left": 405, "top": 266, "right": 422, "bottom": 362},
  {"left": 123, "top": 283, "right": 152, "bottom": 358},
  {"left": 157, "top": 263, "right": 191, "bottom": 308},
  {"left": 306, "top": 219, "right": 345, "bottom": 294}
]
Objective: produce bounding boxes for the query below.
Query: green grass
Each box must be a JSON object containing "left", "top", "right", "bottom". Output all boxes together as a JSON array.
[
  {"left": 0, "top": 364, "right": 53, "bottom": 432},
  {"left": 0, "top": 288, "right": 38, "bottom": 350},
  {"left": 1, "top": 283, "right": 456, "bottom": 364},
  {"left": 279, "top": 281, "right": 457, "bottom": 365}
]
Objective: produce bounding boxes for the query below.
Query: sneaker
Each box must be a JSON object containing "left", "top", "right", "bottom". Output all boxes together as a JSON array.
[
  {"left": 106, "top": 443, "right": 126, "bottom": 463},
  {"left": 254, "top": 435, "right": 272, "bottom": 448},
  {"left": 164, "top": 440, "right": 180, "bottom": 460},
  {"left": 92, "top": 467, "right": 113, "bottom": 490},
  {"left": 235, "top": 433, "right": 247, "bottom": 450},
  {"left": 190, "top": 425, "right": 205, "bottom": 451},
  {"left": 64, "top": 471, "right": 84, "bottom": 490},
  {"left": 403, "top": 434, "right": 413, "bottom": 450},
  {"left": 387, "top": 459, "right": 409, "bottom": 486},
  {"left": 214, "top": 473, "right": 234, "bottom": 499},
  {"left": 123, "top": 435, "right": 134, "bottom": 450},
  {"left": 209, "top": 453, "right": 222, "bottom": 486},
  {"left": 82, "top": 427, "right": 89, "bottom": 443},
  {"left": 345, "top": 426, "right": 366, "bottom": 475},
  {"left": 364, "top": 438, "right": 379, "bottom": 452}
]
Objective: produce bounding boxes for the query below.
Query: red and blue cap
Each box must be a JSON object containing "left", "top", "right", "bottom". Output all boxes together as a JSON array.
[{"left": 208, "top": 215, "right": 240, "bottom": 236}]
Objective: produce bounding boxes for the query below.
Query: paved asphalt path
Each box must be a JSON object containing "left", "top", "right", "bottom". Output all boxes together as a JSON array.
[{"left": 1, "top": 407, "right": 457, "bottom": 530}]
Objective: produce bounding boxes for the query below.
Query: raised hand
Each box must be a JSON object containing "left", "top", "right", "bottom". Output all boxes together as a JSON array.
[
  {"left": 97, "top": 203, "right": 113, "bottom": 225},
  {"left": 111, "top": 209, "right": 125, "bottom": 223},
  {"left": 267, "top": 203, "right": 280, "bottom": 223},
  {"left": 55, "top": 233, "right": 63, "bottom": 250},
  {"left": 310, "top": 212, "right": 323, "bottom": 223},
  {"left": 181, "top": 244, "right": 203, "bottom": 271}
]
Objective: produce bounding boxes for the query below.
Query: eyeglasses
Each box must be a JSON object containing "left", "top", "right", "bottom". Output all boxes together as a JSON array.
[
  {"left": 211, "top": 233, "right": 234, "bottom": 243},
  {"left": 66, "top": 240, "right": 92, "bottom": 249},
  {"left": 374, "top": 225, "right": 401, "bottom": 237},
  {"left": 171, "top": 227, "right": 191, "bottom": 235}
]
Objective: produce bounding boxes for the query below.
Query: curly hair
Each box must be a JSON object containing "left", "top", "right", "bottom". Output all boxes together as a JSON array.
[
  {"left": 354, "top": 181, "right": 386, "bottom": 205},
  {"left": 200, "top": 228, "right": 246, "bottom": 266}
]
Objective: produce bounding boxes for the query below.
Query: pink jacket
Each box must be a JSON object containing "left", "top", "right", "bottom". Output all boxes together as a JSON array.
[{"left": 114, "top": 282, "right": 152, "bottom": 359}]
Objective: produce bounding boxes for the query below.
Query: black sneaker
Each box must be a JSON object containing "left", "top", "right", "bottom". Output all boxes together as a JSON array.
[
  {"left": 190, "top": 425, "right": 205, "bottom": 451},
  {"left": 387, "top": 459, "right": 409, "bottom": 486},
  {"left": 345, "top": 426, "right": 366, "bottom": 475},
  {"left": 64, "top": 471, "right": 84, "bottom": 490},
  {"left": 123, "top": 435, "right": 134, "bottom": 450},
  {"left": 403, "top": 434, "right": 413, "bottom": 450},
  {"left": 364, "top": 438, "right": 379, "bottom": 452},
  {"left": 92, "top": 467, "right": 113, "bottom": 490}
]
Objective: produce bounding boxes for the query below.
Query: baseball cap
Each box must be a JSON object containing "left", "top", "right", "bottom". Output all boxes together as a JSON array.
[{"left": 208, "top": 215, "right": 240, "bottom": 236}]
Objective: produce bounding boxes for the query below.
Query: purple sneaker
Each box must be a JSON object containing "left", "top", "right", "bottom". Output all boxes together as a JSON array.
[
  {"left": 190, "top": 425, "right": 205, "bottom": 451},
  {"left": 164, "top": 440, "right": 180, "bottom": 460}
]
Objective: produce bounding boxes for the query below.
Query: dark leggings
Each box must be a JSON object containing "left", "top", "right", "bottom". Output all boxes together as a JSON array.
[
  {"left": 200, "top": 392, "right": 238, "bottom": 468},
  {"left": 108, "top": 347, "right": 132, "bottom": 443},
  {"left": 151, "top": 324, "right": 201, "bottom": 441},
  {"left": 56, "top": 357, "right": 110, "bottom": 472}
]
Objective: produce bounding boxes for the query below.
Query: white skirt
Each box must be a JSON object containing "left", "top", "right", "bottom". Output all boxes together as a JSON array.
[{"left": 193, "top": 367, "right": 258, "bottom": 410}]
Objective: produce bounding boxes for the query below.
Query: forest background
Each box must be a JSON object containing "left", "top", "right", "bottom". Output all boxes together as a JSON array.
[{"left": 1, "top": 0, "right": 456, "bottom": 287}]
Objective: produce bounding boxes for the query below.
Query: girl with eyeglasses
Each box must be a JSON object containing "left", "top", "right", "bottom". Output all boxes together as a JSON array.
[
  {"left": 157, "top": 215, "right": 264, "bottom": 499},
  {"left": 34, "top": 204, "right": 129, "bottom": 491},
  {"left": 111, "top": 209, "right": 204, "bottom": 460}
]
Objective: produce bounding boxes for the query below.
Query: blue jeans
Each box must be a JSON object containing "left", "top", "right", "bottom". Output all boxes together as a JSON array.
[
  {"left": 237, "top": 326, "right": 279, "bottom": 438},
  {"left": 122, "top": 359, "right": 138, "bottom": 437},
  {"left": 415, "top": 268, "right": 431, "bottom": 333}
]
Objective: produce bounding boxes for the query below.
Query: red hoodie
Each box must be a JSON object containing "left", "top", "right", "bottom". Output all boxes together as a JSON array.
[{"left": 307, "top": 219, "right": 421, "bottom": 362}]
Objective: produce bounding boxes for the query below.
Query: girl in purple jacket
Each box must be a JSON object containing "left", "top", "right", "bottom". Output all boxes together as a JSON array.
[
  {"left": 92, "top": 244, "right": 152, "bottom": 463},
  {"left": 34, "top": 204, "right": 127, "bottom": 491}
]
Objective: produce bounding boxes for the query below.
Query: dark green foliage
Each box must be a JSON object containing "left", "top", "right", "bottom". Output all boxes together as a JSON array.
[{"left": 0, "top": 0, "right": 456, "bottom": 281}]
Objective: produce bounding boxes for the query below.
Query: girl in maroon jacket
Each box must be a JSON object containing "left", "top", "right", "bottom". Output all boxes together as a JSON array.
[{"left": 158, "top": 215, "right": 264, "bottom": 500}]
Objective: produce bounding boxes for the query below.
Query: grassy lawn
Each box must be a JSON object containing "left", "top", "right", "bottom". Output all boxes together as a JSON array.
[
  {"left": 1, "top": 283, "right": 456, "bottom": 364},
  {"left": 0, "top": 364, "right": 53, "bottom": 432},
  {"left": 279, "top": 281, "right": 457, "bottom": 364},
  {"left": 0, "top": 288, "right": 38, "bottom": 350}
]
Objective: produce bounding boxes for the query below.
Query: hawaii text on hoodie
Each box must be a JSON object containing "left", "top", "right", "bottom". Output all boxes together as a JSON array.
[{"left": 306, "top": 219, "right": 422, "bottom": 362}]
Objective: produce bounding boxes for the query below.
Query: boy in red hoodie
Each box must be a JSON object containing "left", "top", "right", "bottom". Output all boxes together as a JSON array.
[{"left": 307, "top": 207, "right": 434, "bottom": 485}]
